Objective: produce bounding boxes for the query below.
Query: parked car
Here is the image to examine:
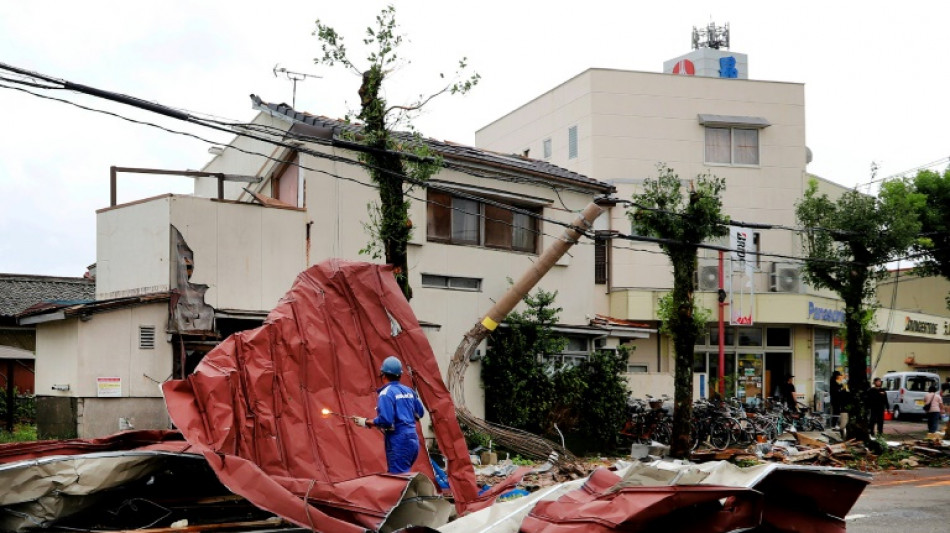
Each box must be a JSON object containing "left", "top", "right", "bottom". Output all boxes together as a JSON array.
[{"left": 880, "top": 371, "right": 940, "bottom": 419}]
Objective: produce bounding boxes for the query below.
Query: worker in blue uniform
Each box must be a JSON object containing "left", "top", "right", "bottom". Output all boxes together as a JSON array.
[{"left": 353, "top": 356, "right": 424, "bottom": 474}]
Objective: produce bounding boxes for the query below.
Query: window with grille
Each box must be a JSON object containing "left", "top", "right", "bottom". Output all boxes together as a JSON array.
[
  {"left": 704, "top": 127, "right": 759, "bottom": 165},
  {"left": 139, "top": 325, "right": 156, "bottom": 349},
  {"left": 421, "top": 274, "right": 482, "bottom": 291},
  {"left": 427, "top": 189, "right": 540, "bottom": 253},
  {"left": 568, "top": 126, "right": 578, "bottom": 159},
  {"left": 594, "top": 234, "right": 608, "bottom": 284}
]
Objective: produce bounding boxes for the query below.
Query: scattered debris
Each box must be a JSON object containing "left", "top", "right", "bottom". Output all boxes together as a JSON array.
[{"left": 687, "top": 430, "right": 950, "bottom": 471}]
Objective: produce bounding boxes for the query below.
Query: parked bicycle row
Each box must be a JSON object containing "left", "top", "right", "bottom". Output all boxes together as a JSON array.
[{"left": 620, "top": 395, "right": 825, "bottom": 451}]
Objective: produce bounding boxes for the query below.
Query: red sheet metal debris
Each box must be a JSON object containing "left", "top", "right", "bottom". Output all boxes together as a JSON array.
[
  {"left": 162, "top": 260, "right": 484, "bottom": 532},
  {"left": 520, "top": 468, "right": 763, "bottom": 533},
  {"left": 0, "top": 429, "right": 190, "bottom": 463}
]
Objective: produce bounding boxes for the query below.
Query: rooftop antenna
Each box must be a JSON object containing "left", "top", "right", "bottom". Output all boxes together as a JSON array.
[
  {"left": 692, "top": 22, "right": 730, "bottom": 50},
  {"left": 273, "top": 64, "right": 322, "bottom": 108}
]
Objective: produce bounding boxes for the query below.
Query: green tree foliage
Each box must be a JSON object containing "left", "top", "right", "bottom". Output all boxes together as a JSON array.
[
  {"left": 314, "top": 5, "right": 479, "bottom": 300},
  {"left": 482, "top": 288, "right": 564, "bottom": 434},
  {"left": 573, "top": 347, "right": 631, "bottom": 452},
  {"left": 796, "top": 178, "right": 924, "bottom": 441},
  {"left": 903, "top": 168, "right": 950, "bottom": 307},
  {"left": 481, "top": 289, "right": 631, "bottom": 453},
  {"left": 627, "top": 164, "right": 728, "bottom": 458}
]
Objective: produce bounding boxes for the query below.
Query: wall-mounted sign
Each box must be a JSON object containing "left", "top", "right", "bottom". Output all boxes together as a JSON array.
[
  {"left": 672, "top": 59, "right": 695, "bottom": 75},
  {"left": 97, "top": 376, "right": 122, "bottom": 398},
  {"left": 808, "top": 302, "right": 844, "bottom": 323},
  {"left": 719, "top": 56, "right": 738, "bottom": 78},
  {"left": 729, "top": 227, "right": 755, "bottom": 325},
  {"left": 905, "top": 317, "right": 938, "bottom": 335}
]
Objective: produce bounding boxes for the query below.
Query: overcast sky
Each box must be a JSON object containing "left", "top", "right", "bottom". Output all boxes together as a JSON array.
[{"left": 2, "top": 1, "right": 948, "bottom": 277}]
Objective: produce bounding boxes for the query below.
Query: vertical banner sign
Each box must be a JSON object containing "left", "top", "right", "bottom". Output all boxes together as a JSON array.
[{"left": 729, "top": 227, "right": 756, "bottom": 325}]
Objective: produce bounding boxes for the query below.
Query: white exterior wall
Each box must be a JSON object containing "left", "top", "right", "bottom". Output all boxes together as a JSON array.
[
  {"left": 476, "top": 68, "right": 808, "bottom": 293},
  {"left": 36, "top": 304, "right": 171, "bottom": 399},
  {"left": 96, "top": 196, "right": 172, "bottom": 299},
  {"left": 35, "top": 319, "right": 79, "bottom": 395},
  {"left": 169, "top": 196, "right": 306, "bottom": 311},
  {"left": 96, "top": 195, "right": 306, "bottom": 312}
]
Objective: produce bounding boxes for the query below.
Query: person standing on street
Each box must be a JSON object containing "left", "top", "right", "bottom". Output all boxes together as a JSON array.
[
  {"left": 830, "top": 371, "right": 850, "bottom": 434},
  {"left": 865, "top": 377, "right": 888, "bottom": 436},
  {"left": 353, "top": 355, "right": 425, "bottom": 474},
  {"left": 780, "top": 375, "right": 797, "bottom": 411},
  {"left": 923, "top": 385, "right": 944, "bottom": 434}
]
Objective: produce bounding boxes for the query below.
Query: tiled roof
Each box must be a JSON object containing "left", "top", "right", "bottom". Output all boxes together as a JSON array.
[
  {"left": 250, "top": 95, "right": 614, "bottom": 194},
  {"left": 0, "top": 274, "right": 95, "bottom": 317}
]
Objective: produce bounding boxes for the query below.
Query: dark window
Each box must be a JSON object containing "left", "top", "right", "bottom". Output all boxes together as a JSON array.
[
  {"left": 737, "top": 327, "right": 762, "bottom": 347},
  {"left": 485, "top": 204, "right": 513, "bottom": 249},
  {"left": 766, "top": 327, "right": 791, "bottom": 347},
  {"left": 426, "top": 189, "right": 539, "bottom": 253},
  {"left": 427, "top": 190, "right": 452, "bottom": 242},
  {"left": 594, "top": 234, "right": 608, "bottom": 284}
]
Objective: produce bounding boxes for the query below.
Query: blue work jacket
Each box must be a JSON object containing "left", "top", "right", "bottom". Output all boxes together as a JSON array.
[{"left": 372, "top": 381, "right": 424, "bottom": 434}]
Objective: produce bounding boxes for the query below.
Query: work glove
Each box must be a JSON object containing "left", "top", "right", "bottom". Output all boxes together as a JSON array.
[{"left": 354, "top": 417, "right": 368, "bottom": 428}]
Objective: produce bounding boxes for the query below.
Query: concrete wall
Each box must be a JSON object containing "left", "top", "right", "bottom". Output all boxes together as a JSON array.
[
  {"left": 76, "top": 397, "right": 170, "bottom": 439},
  {"left": 36, "top": 397, "right": 78, "bottom": 439},
  {"left": 626, "top": 372, "right": 674, "bottom": 399}
]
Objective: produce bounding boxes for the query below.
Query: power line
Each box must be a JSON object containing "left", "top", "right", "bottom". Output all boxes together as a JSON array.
[
  {"left": 856, "top": 156, "right": 950, "bottom": 188},
  {"left": 0, "top": 78, "right": 590, "bottom": 247},
  {"left": 0, "top": 63, "right": 911, "bottom": 270}
]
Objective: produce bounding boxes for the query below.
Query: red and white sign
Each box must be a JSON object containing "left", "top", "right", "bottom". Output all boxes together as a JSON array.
[
  {"left": 672, "top": 59, "right": 695, "bottom": 75},
  {"left": 97, "top": 376, "right": 122, "bottom": 398}
]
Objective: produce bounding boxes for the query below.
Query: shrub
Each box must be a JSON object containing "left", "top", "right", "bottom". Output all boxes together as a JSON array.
[{"left": 482, "top": 288, "right": 631, "bottom": 454}]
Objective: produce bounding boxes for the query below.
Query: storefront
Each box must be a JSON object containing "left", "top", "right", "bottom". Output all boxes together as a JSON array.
[{"left": 693, "top": 325, "right": 794, "bottom": 406}]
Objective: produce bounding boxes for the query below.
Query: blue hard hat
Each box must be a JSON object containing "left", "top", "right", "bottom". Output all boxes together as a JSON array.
[{"left": 380, "top": 356, "right": 403, "bottom": 377}]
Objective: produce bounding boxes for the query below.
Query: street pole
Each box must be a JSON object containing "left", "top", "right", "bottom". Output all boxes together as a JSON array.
[{"left": 718, "top": 250, "right": 726, "bottom": 397}]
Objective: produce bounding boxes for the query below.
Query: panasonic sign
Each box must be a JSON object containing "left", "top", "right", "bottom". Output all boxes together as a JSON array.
[{"left": 808, "top": 302, "right": 844, "bottom": 324}]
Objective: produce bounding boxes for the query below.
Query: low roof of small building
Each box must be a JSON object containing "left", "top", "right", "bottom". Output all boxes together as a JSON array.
[
  {"left": 0, "top": 274, "right": 94, "bottom": 318},
  {"left": 17, "top": 292, "right": 171, "bottom": 325}
]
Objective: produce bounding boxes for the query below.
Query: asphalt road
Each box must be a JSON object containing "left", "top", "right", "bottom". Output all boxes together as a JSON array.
[{"left": 846, "top": 467, "right": 950, "bottom": 532}]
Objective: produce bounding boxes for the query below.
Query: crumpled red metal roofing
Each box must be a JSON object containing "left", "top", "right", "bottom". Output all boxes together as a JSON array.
[
  {"left": 521, "top": 468, "right": 763, "bottom": 533},
  {"left": 520, "top": 465, "right": 869, "bottom": 533},
  {"left": 162, "top": 260, "right": 500, "bottom": 532},
  {"left": 0, "top": 429, "right": 190, "bottom": 463}
]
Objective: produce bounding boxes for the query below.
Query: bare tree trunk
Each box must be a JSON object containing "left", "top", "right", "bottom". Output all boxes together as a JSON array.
[
  {"left": 843, "top": 274, "right": 870, "bottom": 442},
  {"left": 668, "top": 251, "right": 697, "bottom": 458},
  {"left": 360, "top": 66, "right": 413, "bottom": 301}
]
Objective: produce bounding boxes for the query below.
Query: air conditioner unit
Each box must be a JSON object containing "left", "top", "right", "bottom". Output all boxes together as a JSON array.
[
  {"left": 697, "top": 259, "right": 721, "bottom": 291},
  {"left": 770, "top": 263, "right": 802, "bottom": 293}
]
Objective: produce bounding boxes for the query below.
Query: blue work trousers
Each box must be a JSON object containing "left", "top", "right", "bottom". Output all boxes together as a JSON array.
[{"left": 385, "top": 429, "right": 419, "bottom": 474}]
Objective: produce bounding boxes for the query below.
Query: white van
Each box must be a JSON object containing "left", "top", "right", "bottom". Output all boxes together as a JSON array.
[{"left": 881, "top": 371, "right": 940, "bottom": 419}]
